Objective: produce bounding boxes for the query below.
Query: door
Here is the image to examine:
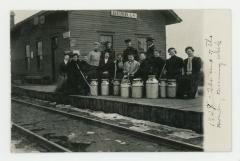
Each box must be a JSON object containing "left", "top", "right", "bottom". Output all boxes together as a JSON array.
[{"left": 51, "top": 37, "right": 58, "bottom": 82}]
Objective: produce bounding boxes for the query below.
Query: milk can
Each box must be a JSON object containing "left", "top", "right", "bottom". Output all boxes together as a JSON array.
[
  {"left": 101, "top": 79, "right": 109, "bottom": 96},
  {"left": 167, "top": 79, "right": 177, "bottom": 98},
  {"left": 90, "top": 79, "right": 98, "bottom": 96},
  {"left": 159, "top": 79, "right": 167, "bottom": 98},
  {"left": 113, "top": 79, "right": 120, "bottom": 96},
  {"left": 121, "top": 79, "right": 130, "bottom": 98},
  {"left": 146, "top": 75, "right": 159, "bottom": 99},
  {"left": 132, "top": 78, "right": 143, "bottom": 98}
]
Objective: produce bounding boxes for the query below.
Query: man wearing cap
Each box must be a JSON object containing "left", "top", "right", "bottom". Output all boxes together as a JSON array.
[
  {"left": 86, "top": 42, "right": 102, "bottom": 79},
  {"left": 103, "top": 41, "right": 115, "bottom": 60},
  {"left": 123, "top": 39, "right": 139, "bottom": 62},
  {"left": 146, "top": 37, "right": 155, "bottom": 61}
]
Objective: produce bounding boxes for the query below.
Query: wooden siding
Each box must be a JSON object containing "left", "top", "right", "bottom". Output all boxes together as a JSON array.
[
  {"left": 11, "top": 11, "right": 69, "bottom": 80},
  {"left": 11, "top": 10, "right": 170, "bottom": 82},
  {"left": 68, "top": 10, "right": 166, "bottom": 58}
]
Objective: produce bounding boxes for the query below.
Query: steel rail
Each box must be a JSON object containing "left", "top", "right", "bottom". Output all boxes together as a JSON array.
[
  {"left": 12, "top": 122, "right": 72, "bottom": 152},
  {"left": 12, "top": 97, "right": 203, "bottom": 151}
]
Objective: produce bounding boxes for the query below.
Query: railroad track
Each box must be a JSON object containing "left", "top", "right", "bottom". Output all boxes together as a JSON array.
[
  {"left": 12, "top": 122, "right": 72, "bottom": 152},
  {"left": 11, "top": 97, "right": 203, "bottom": 151}
]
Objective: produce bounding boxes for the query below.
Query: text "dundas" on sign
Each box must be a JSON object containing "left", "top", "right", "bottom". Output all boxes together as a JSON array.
[{"left": 111, "top": 11, "right": 137, "bottom": 19}]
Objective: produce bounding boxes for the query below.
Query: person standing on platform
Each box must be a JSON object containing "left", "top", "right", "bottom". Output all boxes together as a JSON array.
[
  {"left": 99, "top": 52, "right": 115, "bottom": 95},
  {"left": 178, "top": 46, "right": 202, "bottom": 99},
  {"left": 145, "top": 37, "right": 155, "bottom": 62},
  {"left": 99, "top": 52, "right": 115, "bottom": 80},
  {"left": 86, "top": 42, "right": 102, "bottom": 80},
  {"left": 123, "top": 53, "right": 140, "bottom": 82},
  {"left": 166, "top": 48, "right": 184, "bottom": 79},
  {"left": 123, "top": 39, "right": 139, "bottom": 62},
  {"left": 165, "top": 48, "right": 184, "bottom": 98},
  {"left": 135, "top": 52, "right": 150, "bottom": 82},
  {"left": 135, "top": 52, "right": 150, "bottom": 97},
  {"left": 67, "top": 53, "right": 89, "bottom": 95},
  {"left": 55, "top": 52, "right": 70, "bottom": 92},
  {"left": 115, "top": 53, "right": 124, "bottom": 79},
  {"left": 151, "top": 50, "right": 165, "bottom": 78},
  {"left": 104, "top": 41, "right": 115, "bottom": 60}
]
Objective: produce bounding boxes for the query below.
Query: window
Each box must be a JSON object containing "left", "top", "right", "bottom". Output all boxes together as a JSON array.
[
  {"left": 33, "top": 16, "right": 39, "bottom": 25},
  {"left": 36, "top": 41, "right": 43, "bottom": 70},
  {"left": 39, "top": 15, "right": 45, "bottom": 24},
  {"left": 99, "top": 34, "right": 113, "bottom": 49},
  {"left": 25, "top": 44, "right": 31, "bottom": 70},
  {"left": 137, "top": 37, "right": 147, "bottom": 52}
]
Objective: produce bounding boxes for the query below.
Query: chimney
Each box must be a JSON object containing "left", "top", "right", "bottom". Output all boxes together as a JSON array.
[{"left": 10, "top": 11, "right": 15, "bottom": 28}]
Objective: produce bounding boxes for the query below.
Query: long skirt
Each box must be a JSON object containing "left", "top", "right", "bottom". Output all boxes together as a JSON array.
[
  {"left": 177, "top": 75, "right": 199, "bottom": 99},
  {"left": 55, "top": 75, "right": 68, "bottom": 92}
]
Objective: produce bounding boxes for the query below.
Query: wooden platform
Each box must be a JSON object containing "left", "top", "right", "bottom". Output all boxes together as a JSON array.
[{"left": 12, "top": 85, "right": 203, "bottom": 133}]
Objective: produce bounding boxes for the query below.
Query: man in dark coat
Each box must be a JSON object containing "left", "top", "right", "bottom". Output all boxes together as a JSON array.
[
  {"left": 166, "top": 48, "right": 184, "bottom": 79},
  {"left": 151, "top": 50, "right": 165, "bottom": 78},
  {"left": 98, "top": 52, "right": 115, "bottom": 94},
  {"left": 166, "top": 48, "right": 184, "bottom": 98},
  {"left": 178, "top": 46, "right": 202, "bottom": 98},
  {"left": 66, "top": 53, "right": 89, "bottom": 95},
  {"left": 146, "top": 37, "right": 155, "bottom": 62},
  {"left": 123, "top": 39, "right": 139, "bottom": 62},
  {"left": 99, "top": 52, "right": 115, "bottom": 80},
  {"left": 104, "top": 41, "right": 115, "bottom": 60},
  {"left": 135, "top": 52, "right": 150, "bottom": 82}
]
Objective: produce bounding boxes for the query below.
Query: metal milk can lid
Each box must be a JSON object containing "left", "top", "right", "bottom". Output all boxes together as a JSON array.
[
  {"left": 90, "top": 79, "right": 98, "bottom": 85},
  {"left": 132, "top": 78, "right": 143, "bottom": 86},
  {"left": 101, "top": 79, "right": 109, "bottom": 84}
]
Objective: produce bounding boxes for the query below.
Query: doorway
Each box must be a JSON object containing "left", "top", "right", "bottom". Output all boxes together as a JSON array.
[{"left": 51, "top": 37, "right": 58, "bottom": 82}]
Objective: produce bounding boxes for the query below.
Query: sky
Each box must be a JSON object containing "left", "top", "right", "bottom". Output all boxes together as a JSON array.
[{"left": 13, "top": 10, "right": 204, "bottom": 59}]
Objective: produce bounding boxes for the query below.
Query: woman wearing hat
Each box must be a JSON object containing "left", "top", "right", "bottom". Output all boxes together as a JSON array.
[
  {"left": 55, "top": 52, "right": 70, "bottom": 92},
  {"left": 66, "top": 53, "right": 89, "bottom": 95}
]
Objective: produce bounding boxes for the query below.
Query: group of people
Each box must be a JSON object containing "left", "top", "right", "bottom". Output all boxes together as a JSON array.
[{"left": 56, "top": 37, "right": 202, "bottom": 99}]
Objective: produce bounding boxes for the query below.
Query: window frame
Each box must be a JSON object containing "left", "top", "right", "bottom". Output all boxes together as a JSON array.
[
  {"left": 36, "top": 40, "right": 43, "bottom": 71},
  {"left": 136, "top": 37, "right": 148, "bottom": 52},
  {"left": 135, "top": 34, "right": 150, "bottom": 52},
  {"left": 25, "top": 44, "right": 31, "bottom": 71},
  {"left": 98, "top": 33, "right": 114, "bottom": 50}
]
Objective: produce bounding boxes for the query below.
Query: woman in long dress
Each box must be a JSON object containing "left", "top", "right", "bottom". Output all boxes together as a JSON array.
[
  {"left": 55, "top": 52, "right": 70, "bottom": 92},
  {"left": 66, "top": 53, "right": 89, "bottom": 95}
]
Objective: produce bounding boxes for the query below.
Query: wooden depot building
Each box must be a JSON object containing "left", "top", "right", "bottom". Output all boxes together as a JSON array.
[{"left": 10, "top": 10, "right": 182, "bottom": 83}]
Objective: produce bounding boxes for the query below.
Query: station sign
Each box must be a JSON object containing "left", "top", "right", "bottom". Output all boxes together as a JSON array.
[{"left": 110, "top": 10, "right": 137, "bottom": 19}]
